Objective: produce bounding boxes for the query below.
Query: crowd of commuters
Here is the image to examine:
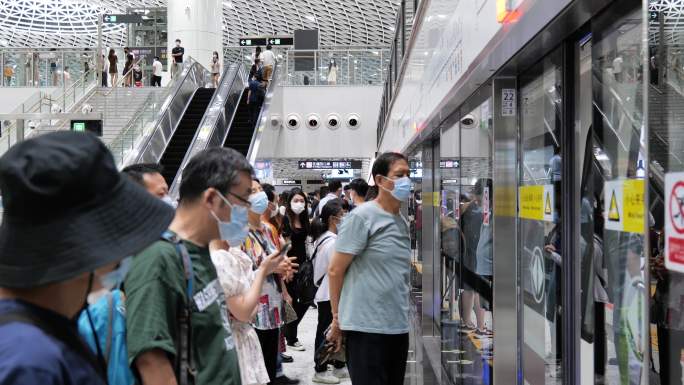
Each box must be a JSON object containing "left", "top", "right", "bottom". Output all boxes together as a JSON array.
[{"left": 0, "top": 132, "right": 414, "bottom": 385}]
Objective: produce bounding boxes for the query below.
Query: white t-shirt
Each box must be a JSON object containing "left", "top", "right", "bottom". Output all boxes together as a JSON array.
[
  {"left": 152, "top": 60, "right": 163, "bottom": 76},
  {"left": 313, "top": 232, "right": 337, "bottom": 303},
  {"left": 261, "top": 50, "right": 276, "bottom": 67}
]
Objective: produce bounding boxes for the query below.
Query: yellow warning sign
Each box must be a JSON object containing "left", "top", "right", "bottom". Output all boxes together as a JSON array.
[
  {"left": 608, "top": 190, "right": 620, "bottom": 222},
  {"left": 519, "top": 185, "right": 554, "bottom": 222},
  {"left": 604, "top": 179, "right": 644, "bottom": 234}
]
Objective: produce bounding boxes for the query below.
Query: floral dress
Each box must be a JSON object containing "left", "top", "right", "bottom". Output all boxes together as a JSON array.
[{"left": 211, "top": 247, "right": 270, "bottom": 385}]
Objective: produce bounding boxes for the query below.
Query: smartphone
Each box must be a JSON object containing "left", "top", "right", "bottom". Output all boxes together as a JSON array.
[{"left": 278, "top": 242, "right": 292, "bottom": 257}]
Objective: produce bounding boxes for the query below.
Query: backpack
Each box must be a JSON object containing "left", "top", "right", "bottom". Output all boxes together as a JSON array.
[
  {"left": 296, "top": 236, "right": 333, "bottom": 305},
  {"left": 76, "top": 231, "right": 196, "bottom": 385}
]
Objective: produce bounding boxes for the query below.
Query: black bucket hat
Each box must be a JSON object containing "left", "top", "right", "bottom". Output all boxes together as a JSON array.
[{"left": 0, "top": 131, "right": 175, "bottom": 288}]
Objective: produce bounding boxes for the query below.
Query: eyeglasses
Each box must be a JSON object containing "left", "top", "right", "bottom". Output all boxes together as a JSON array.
[{"left": 224, "top": 190, "right": 252, "bottom": 208}]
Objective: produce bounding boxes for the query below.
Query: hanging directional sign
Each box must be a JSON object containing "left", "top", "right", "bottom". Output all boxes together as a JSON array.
[
  {"left": 239, "top": 38, "right": 268, "bottom": 47},
  {"left": 102, "top": 14, "right": 143, "bottom": 24},
  {"left": 267, "top": 37, "right": 294, "bottom": 46},
  {"left": 604, "top": 179, "right": 644, "bottom": 233},
  {"left": 297, "top": 160, "right": 362, "bottom": 170},
  {"left": 665, "top": 172, "right": 684, "bottom": 273}
]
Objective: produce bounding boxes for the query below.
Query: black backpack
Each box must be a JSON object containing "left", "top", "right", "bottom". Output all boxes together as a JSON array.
[{"left": 296, "top": 236, "right": 333, "bottom": 305}]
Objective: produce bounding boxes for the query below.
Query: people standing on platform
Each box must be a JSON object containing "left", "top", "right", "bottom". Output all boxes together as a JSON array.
[
  {"left": 151, "top": 56, "right": 163, "bottom": 87},
  {"left": 211, "top": 51, "right": 221, "bottom": 88},
  {"left": 108, "top": 49, "right": 118, "bottom": 87},
  {"left": 316, "top": 181, "right": 342, "bottom": 217},
  {"left": 122, "top": 54, "right": 134, "bottom": 87},
  {"left": 0, "top": 131, "right": 174, "bottom": 385},
  {"left": 347, "top": 178, "right": 369, "bottom": 210},
  {"left": 459, "top": 192, "right": 484, "bottom": 333},
  {"left": 327, "top": 59, "right": 338, "bottom": 85},
  {"left": 242, "top": 180, "right": 300, "bottom": 385},
  {"left": 261, "top": 45, "right": 276, "bottom": 83},
  {"left": 100, "top": 54, "right": 109, "bottom": 87},
  {"left": 125, "top": 147, "right": 248, "bottom": 385},
  {"left": 210, "top": 179, "right": 292, "bottom": 385},
  {"left": 63, "top": 66, "right": 71, "bottom": 85},
  {"left": 171, "top": 39, "right": 185, "bottom": 78},
  {"left": 327, "top": 152, "right": 412, "bottom": 385},
  {"left": 311, "top": 199, "right": 350, "bottom": 384},
  {"left": 474, "top": 178, "right": 494, "bottom": 340},
  {"left": 282, "top": 188, "right": 311, "bottom": 352}
]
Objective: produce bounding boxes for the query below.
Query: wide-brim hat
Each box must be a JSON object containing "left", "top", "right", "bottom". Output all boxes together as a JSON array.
[{"left": 0, "top": 131, "right": 175, "bottom": 288}]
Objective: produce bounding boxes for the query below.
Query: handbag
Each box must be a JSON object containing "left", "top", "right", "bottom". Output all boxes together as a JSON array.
[{"left": 283, "top": 301, "right": 298, "bottom": 324}]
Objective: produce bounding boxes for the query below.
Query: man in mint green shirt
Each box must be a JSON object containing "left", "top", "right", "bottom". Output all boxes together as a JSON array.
[{"left": 327, "top": 152, "right": 412, "bottom": 385}]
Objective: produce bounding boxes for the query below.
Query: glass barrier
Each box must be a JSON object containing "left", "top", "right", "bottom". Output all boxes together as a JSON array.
[
  {"left": 0, "top": 49, "right": 96, "bottom": 88},
  {"left": 279, "top": 49, "right": 389, "bottom": 86}
]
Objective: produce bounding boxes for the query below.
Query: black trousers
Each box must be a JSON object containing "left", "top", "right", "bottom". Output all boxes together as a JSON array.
[
  {"left": 594, "top": 302, "right": 607, "bottom": 377},
  {"left": 151, "top": 75, "right": 162, "bottom": 87},
  {"left": 255, "top": 328, "right": 280, "bottom": 384},
  {"left": 284, "top": 283, "right": 310, "bottom": 345},
  {"left": 101, "top": 71, "right": 107, "bottom": 87},
  {"left": 315, "top": 301, "right": 345, "bottom": 372},
  {"left": 657, "top": 326, "right": 684, "bottom": 385},
  {"left": 345, "top": 331, "right": 409, "bottom": 385},
  {"left": 248, "top": 101, "right": 262, "bottom": 127}
]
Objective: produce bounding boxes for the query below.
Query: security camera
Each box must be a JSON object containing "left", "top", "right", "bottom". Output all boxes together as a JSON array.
[
  {"left": 81, "top": 103, "right": 93, "bottom": 114},
  {"left": 306, "top": 114, "right": 321, "bottom": 130},
  {"left": 326, "top": 114, "right": 340, "bottom": 130},
  {"left": 286, "top": 114, "right": 300, "bottom": 130},
  {"left": 346, "top": 114, "right": 361, "bottom": 129},
  {"left": 270, "top": 115, "right": 281, "bottom": 129},
  {"left": 460, "top": 114, "right": 477, "bottom": 128}
]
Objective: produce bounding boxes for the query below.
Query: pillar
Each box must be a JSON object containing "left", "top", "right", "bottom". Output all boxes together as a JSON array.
[{"left": 167, "top": 0, "right": 222, "bottom": 70}]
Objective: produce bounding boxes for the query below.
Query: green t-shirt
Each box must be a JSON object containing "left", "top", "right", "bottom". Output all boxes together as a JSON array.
[{"left": 125, "top": 239, "right": 242, "bottom": 385}]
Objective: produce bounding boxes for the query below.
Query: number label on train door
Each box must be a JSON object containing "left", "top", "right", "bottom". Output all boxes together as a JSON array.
[{"left": 501, "top": 89, "right": 516, "bottom": 117}]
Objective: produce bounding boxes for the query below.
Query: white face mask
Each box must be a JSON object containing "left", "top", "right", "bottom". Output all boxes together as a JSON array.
[{"left": 291, "top": 201, "right": 306, "bottom": 215}]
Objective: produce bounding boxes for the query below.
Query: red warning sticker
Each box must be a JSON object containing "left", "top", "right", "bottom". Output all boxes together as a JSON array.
[{"left": 665, "top": 172, "right": 684, "bottom": 273}]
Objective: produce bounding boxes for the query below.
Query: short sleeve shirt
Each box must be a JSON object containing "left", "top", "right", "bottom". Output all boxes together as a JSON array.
[
  {"left": 0, "top": 299, "right": 106, "bottom": 385},
  {"left": 172, "top": 47, "right": 185, "bottom": 63},
  {"left": 241, "top": 224, "right": 284, "bottom": 330},
  {"left": 335, "top": 201, "right": 411, "bottom": 334},
  {"left": 125, "top": 239, "right": 242, "bottom": 385}
]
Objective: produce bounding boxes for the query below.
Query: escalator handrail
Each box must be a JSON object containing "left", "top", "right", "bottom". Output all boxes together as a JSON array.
[
  {"left": 128, "top": 57, "right": 212, "bottom": 165},
  {"left": 167, "top": 63, "right": 244, "bottom": 198},
  {"left": 247, "top": 62, "right": 279, "bottom": 164}
]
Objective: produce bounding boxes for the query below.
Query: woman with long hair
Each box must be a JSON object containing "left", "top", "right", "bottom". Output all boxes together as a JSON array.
[
  {"left": 281, "top": 188, "right": 311, "bottom": 351},
  {"left": 122, "top": 54, "right": 133, "bottom": 87},
  {"left": 311, "top": 198, "right": 349, "bottom": 383},
  {"left": 107, "top": 49, "right": 118, "bottom": 87},
  {"left": 211, "top": 51, "right": 221, "bottom": 88}
]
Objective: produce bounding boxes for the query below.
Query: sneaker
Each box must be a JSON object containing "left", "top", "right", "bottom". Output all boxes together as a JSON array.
[
  {"left": 312, "top": 372, "right": 340, "bottom": 384},
  {"left": 280, "top": 353, "right": 293, "bottom": 363},
  {"left": 332, "top": 367, "right": 349, "bottom": 379},
  {"left": 288, "top": 341, "right": 306, "bottom": 351}
]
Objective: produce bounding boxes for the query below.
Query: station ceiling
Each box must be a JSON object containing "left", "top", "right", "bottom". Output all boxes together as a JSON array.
[{"left": 0, "top": 0, "right": 400, "bottom": 48}]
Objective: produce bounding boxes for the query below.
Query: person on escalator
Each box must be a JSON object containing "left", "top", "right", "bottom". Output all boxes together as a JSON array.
[
  {"left": 211, "top": 51, "right": 221, "bottom": 88},
  {"left": 247, "top": 72, "right": 266, "bottom": 128}
]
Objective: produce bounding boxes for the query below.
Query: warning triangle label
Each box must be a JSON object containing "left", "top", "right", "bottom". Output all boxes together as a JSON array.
[
  {"left": 544, "top": 192, "right": 552, "bottom": 215},
  {"left": 608, "top": 190, "right": 620, "bottom": 222}
]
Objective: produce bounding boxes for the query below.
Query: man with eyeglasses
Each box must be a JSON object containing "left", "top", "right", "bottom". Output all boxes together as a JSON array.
[{"left": 125, "top": 148, "right": 253, "bottom": 385}]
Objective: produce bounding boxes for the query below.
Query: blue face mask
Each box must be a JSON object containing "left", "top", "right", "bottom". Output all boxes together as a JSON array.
[
  {"left": 211, "top": 193, "right": 250, "bottom": 246},
  {"left": 249, "top": 191, "right": 269, "bottom": 215},
  {"left": 381, "top": 176, "right": 412, "bottom": 202}
]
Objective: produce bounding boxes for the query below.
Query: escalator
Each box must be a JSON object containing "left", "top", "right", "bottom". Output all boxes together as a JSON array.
[
  {"left": 158, "top": 87, "right": 214, "bottom": 185},
  {"left": 223, "top": 89, "right": 253, "bottom": 156}
]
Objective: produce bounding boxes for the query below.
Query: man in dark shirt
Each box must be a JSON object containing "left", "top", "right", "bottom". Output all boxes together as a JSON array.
[
  {"left": 247, "top": 73, "right": 266, "bottom": 127},
  {"left": 171, "top": 38, "right": 185, "bottom": 78},
  {"left": 0, "top": 131, "right": 174, "bottom": 385}
]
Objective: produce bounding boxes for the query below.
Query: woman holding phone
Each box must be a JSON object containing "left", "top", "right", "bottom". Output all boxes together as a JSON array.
[
  {"left": 281, "top": 188, "right": 312, "bottom": 351},
  {"left": 242, "top": 179, "right": 298, "bottom": 383}
]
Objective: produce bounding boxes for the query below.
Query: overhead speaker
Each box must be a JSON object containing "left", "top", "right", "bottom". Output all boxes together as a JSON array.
[
  {"left": 326, "top": 114, "right": 341, "bottom": 130},
  {"left": 270, "top": 115, "right": 282, "bottom": 129}
]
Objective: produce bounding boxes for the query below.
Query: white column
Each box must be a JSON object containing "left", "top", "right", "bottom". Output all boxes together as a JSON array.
[{"left": 167, "top": 0, "right": 222, "bottom": 69}]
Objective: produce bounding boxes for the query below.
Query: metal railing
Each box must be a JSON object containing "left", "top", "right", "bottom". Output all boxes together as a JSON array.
[
  {"left": 120, "top": 57, "right": 212, "bottom": 167},
  {"left": 247, "top": 62, "right": 281, "bottom": 164},
  {"left": 167, "top": 63, "right": 244, "bottom": 197},
  {"left": 0, "top": 48, "right": 96, "bottom": 88}
]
